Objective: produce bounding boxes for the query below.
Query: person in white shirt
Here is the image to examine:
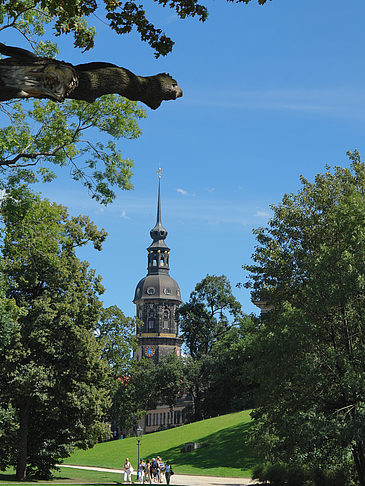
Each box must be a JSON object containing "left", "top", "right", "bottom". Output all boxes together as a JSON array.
[{"left": 123, "top": 457, "right": 133, "bottom": 484}]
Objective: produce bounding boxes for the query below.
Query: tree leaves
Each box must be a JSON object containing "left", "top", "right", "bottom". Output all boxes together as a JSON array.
[{"left": 245, "top": 153, "right": 365, "bottom": 484}]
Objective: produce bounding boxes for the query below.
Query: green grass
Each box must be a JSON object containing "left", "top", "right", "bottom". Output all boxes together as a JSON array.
[
  {"left": 65, "top": 410, "right": 257, "bottom": 477},
  {"left": 0, "top": 410, "right": 258, "bottom": 483},
  {"left": 0, "top": 467, "right": 187, "bottom": 485},
  {"left": 0, "top": 466, "right": 121, "bottom": 483}
]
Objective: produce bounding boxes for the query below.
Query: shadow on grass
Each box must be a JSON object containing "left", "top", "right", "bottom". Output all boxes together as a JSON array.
[
  {"left": 155, "top": 421, "right": 257, "bottom": 472},
  {"left": 0, "top": 472, "right": 118, "bottom": 484}
]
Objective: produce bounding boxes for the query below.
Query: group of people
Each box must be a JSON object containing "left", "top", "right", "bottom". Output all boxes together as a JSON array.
[{"left": 123, "top": 456, "right": 174, "bottom": 485}]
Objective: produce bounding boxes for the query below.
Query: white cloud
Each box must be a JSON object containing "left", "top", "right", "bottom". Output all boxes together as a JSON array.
[
  {"left": 205, "top": 187, "right": 215, "bottom": 193},
  {"left": 176, "top": 188, "right": 189, "bottom": 196},
  {"left": 254, "top": 210, "right": 270, "bottom": 218},
  {"left": 121, "top": 209, "right": 130, "bottom": 220}
]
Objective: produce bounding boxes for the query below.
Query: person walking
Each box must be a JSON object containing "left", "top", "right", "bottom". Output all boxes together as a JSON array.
[
  {"left": 151, "top": 457, "right": 158, "bottom": 483},
  {"left": 158, "top": 457, "right": 165, "bottom": 483},
  {"left": 138, "top": 458, "right": 146, "bottom": 484},
  {"left": 165, "top": 461, "right": 173, "bottom": 485},
  {"left": 145, "top": 459, "right": 152, "bottom": 484},
  {"left": 123, "top": 457, "right": 133, "bottom": 484}
]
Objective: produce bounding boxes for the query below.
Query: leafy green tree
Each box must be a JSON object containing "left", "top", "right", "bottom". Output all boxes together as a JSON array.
[
  {"left": 177, "top": 274, "right": 243, "bottom": 420},
  {"left": 155, "top": 353, "right": 185, "bottom": 410},
  {"left": 201, "top": 316, "right": 258, "bottom": 417},
  {"left": 0, "top": 0, "right": 271, "bottom": 57},
  {"left": 0, "top": 187, "right": 111, "bottom": 480},
  {"left": 245, "top": 151, "right": 365, "bottom": 486},
  {"left": 97, "top": 305, "right": 137, "bottom": 376},
  {"left": 178, "top": 274, "right": 242, "bottom": 359},
  {"left": 0, "top": 4, "right": 146, "bottom": 204}
]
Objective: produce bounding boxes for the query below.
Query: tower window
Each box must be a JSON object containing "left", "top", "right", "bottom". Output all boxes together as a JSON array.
[
  {"left": 148, "top": 319, "right": 154, "bottom": 329},
  {"left": 149, "top": 310, "right": 154, "bottom": 318},
  {"left": 164, "top": 310, "right": 169, "bottom": 319},
  {"left": 163, "top": 320, "right": 169, "bottom": 329}
]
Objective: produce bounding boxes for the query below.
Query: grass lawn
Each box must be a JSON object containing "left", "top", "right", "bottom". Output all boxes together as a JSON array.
[
  {"left": 0, "top": 410, "right": 258, "bottom": 483},
  {"left": 65, "top": 410, "right": 257, "bottom": 477},
  {"left": 0, "top": 466, "right": 121, "bottom": 484},
  {"left": 0, "top": 467, "right": 189, "bottom": 485}
]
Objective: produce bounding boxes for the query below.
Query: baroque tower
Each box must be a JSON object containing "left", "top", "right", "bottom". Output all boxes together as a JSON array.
[{"left": 133, "top": 170, "right": 183, "bottom": 363}]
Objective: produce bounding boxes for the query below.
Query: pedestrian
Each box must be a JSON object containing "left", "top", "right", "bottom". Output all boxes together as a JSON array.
[
  {"left": 123, "top": 457, "right": 133, "bottom": 484},
  {"left": 157, "top": 457, "right": 165, "bottom": 483},
  {"left": 138, "top": 458, "right": 146, "bottom": 484},
  {"left": 165, "top": 461, "right": 173, "bottom": 485},
  {"left": 145, "top": 459, "right": 152, "bottom": 484},
  {"left": 151, "top": 457, "right": 158, "bottom": 483}
]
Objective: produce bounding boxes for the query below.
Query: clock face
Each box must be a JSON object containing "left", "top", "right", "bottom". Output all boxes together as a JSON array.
[{"left": 145, "top": 346, "right": 155, "bottom": 357}]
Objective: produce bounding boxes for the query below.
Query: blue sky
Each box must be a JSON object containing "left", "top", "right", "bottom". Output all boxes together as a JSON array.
[{"left": 5, "top": 0, "right": 365, "bottom": 318}]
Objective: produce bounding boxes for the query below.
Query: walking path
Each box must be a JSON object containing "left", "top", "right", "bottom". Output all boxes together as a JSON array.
[{"left": 59, "top": 464, "right": 259, "bottom": 486}]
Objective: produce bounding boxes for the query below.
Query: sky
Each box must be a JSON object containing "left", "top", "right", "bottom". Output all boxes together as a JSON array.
[{"left": 4, "top": 0, "right": 365, "bottom": 318}]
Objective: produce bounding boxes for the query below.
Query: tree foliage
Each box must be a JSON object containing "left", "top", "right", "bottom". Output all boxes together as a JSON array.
[
  {"left": 0, "top": 4, "right": 146, "bottom": 204},
  {"left": 0, "top": 187, "right": 111, "bottom": 480},
  {"left": 177, "top": 274, "right": 247, "bottom": 421},
  {"left": 245, "top": 151, "right": 365, "bottom": 486},
  {"left": 0, "top": 0, "right": 271, "bottom": 58},
  {"left": 178, "top": 274, "right": 242, "bottom": 359}
]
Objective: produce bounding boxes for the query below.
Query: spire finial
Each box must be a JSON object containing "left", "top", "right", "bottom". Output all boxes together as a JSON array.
[
  {"left": 156, "top": 166, "right": 162, "bottom": 225},
  {"left": 150, "top": 166, "right": 167, "bottom": 242}
]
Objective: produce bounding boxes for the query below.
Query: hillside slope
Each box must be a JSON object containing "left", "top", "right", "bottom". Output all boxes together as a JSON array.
[{"left": 64, "top": 410, "right": 257, "bottom": 477}]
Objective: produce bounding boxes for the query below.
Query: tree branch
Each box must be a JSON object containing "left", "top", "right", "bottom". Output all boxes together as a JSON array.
[{"left": 0, "top": 43, "right": 183, "bottom": 110}]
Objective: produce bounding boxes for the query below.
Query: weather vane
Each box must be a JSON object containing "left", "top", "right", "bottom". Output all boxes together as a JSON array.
[{"left": 157, "top": 166, "right": 162, "bottom": 179}]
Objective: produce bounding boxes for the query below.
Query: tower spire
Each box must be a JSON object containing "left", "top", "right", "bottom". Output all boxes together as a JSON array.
[
  {"left": 156, "top": 167, "right": 162, "bottom": 226},
  {"left": 148, "top": 168, "right": 169, "bottom": 275}
]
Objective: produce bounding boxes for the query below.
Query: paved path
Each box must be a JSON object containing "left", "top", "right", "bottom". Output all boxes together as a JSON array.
[{"left": 59, "top": 465, "right": 259, "bottom": 486}]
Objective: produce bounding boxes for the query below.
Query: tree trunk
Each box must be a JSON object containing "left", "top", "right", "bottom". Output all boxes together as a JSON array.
[
  {"left": 0, "top": 43, "right": 182, "bottom": 110},
  {"left": 15, "top": 401, "right": 30, "bottom": 481},
  {"left": 353, "top": 441, "right": 365, "bottom": 486}
]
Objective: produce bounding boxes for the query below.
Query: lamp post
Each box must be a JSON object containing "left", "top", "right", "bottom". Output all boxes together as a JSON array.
[{"left": 136, "top": 425, "right": 143, "bottom": 476}]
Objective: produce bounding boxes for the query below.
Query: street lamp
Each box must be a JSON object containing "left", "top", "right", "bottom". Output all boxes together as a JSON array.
[{"left": 136, "top": 425, "right": 143, "bottom": 474}]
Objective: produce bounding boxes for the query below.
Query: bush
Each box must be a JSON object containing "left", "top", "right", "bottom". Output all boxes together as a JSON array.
[
  {"left": 286, "top": 466, "right": 309, "bottom": 486},
  {"left": 252, "top": 462, "right": 309, "bottom": 486}
]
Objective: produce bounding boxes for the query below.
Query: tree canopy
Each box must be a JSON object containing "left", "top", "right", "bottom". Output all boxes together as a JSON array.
[
  {"left": 245, "top": 151, "right": 365, "bottom": 486},
  {"left": 0, "top": 187, "right": 112, "bottom": 480},
  {"left": 178, "top": 274, "right": 242, "bottom": 359},
  {"left": 0, "top": 0, "right": 271, "bottom": 57}
]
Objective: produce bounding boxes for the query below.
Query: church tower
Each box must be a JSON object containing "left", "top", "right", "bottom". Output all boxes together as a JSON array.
[{"left": 133, "top": 170, "right": 183, "bottom": 363}]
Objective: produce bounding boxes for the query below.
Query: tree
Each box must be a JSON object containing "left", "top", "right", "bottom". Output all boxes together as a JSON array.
[
  {"left": 178, "top": 274, "right": 242, "bottom": 359},
  {"left": 0, "top": 1, "right": 271, "bottom": 58},
  {"left": 177, "top": 274, "right": 243, "bottom": 420},
  {"left": 0, "top": 187, "right": 111, "bottom": 480},
  {"left": 0, "top": 5, "right": 146, "bottom": 204},
  {"left": 201, "top": 316, "right": 258, "bottom": 417},
  {"left": 245, "top": 151, "right": 365, "bottom": 485},
  {"left": 0, "top": 0, "right": 269, "bottom": 200}
]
